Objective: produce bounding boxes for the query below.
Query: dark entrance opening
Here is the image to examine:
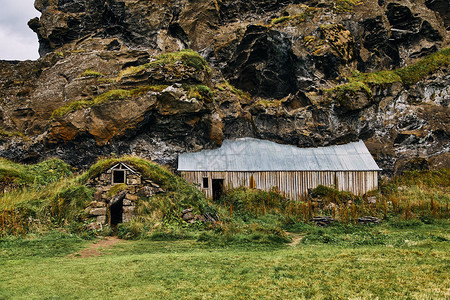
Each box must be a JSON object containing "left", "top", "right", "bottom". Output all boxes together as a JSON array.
[
  {"left": 110, "top": 199, "right": 123, "bottom": 225},
  {"left": 113, "top": 170, "right": 125, "bottom": 184},
  {"left": 212, "top": 179, "right": 224, "bottom": 201}
]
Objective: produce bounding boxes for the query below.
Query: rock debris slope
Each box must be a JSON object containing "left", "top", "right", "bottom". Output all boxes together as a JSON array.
[{"left": 0, "top": 0, "right": 448, "bottom": 174}]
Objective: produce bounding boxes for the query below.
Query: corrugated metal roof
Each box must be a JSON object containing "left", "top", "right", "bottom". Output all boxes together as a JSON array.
[{"left": 177, "top": 138, "right": 381, "bottom": 172}]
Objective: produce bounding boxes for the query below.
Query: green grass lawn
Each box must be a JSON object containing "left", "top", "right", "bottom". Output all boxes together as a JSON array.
[{"left": 0, "top": 223, "right": 448, "bottom": 299}]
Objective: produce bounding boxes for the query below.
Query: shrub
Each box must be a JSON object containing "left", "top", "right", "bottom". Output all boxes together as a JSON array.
[
  {"left": 219, "top": 187, "right": 289, "bottom": 216},
  {"left": 309, "top": 185, "right": 359, "bottom": 204}
]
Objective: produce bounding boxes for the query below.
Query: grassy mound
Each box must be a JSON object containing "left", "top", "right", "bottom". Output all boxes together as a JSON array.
[{"left": 0, "top": 158, "right": 73, "bottom": 189}]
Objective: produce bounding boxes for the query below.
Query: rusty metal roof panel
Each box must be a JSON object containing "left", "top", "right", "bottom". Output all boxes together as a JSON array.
[{"left": 178, "top": 138, "right": 381, "bottom": 172}]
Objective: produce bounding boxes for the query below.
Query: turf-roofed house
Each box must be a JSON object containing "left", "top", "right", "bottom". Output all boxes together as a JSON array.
[
  {"left": 86, "top": 162, "right": 164, "bottom": 228},
  {"left": 178, "top": 138, "right": 381, "bottom": 200}
]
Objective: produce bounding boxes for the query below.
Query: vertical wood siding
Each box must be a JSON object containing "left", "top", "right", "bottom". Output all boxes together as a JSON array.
[{"left": 180, "top": 171, "right": 378, "bottom": 200}]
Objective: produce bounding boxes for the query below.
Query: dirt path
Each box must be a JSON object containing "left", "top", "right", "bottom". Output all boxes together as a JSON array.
[
  {"left": 287, "top": 233, "right": 305, "bottom": 247},
  {"left": 70, "top": 236, "right": 123, "bottom": 258}
]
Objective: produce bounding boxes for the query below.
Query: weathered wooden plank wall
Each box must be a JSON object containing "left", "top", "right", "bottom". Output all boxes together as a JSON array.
[{"left": 180, "top": 171, "right": 378, "bottom": 200}]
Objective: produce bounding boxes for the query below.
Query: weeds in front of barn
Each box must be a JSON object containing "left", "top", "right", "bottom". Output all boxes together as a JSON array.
[{"left": 218, "top": 169, "right": 449, "bottom": 227}]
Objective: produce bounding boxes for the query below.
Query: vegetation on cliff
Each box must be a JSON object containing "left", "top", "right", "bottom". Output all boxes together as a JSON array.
[
  {"left": 329, "top": 47, "right": 450, "bottom": 97},
  {"left": 271, "top": 6, "right": 317, "bottom": 25},
  {"left": 0, "top": 129, "right": 26, "bottom": 139},
  {"left": 335, "top": 0, "right": 363, "bottom": 12},
  {"left": 118, "top": 49, "right": 210, "bottom": 79},
  {"left": 51, "top": 86, "right": 166, "bottom": 118},
  {"left": 50, "top": 49, "right": 213, "bottom": 119}
]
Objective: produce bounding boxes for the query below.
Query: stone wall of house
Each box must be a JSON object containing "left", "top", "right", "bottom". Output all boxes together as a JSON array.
[{"left": 85, "top": 170, "right": 164, "bottom": 230}]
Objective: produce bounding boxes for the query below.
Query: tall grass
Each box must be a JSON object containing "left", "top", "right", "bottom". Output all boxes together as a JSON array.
[
  {"left": 0, "top": 158, "right": 73, "bottom": 189},
  {"left": 219, "top": 169, "right": 449, "bottom": 228},
  {"left": 1, "top": 155, "right": 448, "bottom": 240}
]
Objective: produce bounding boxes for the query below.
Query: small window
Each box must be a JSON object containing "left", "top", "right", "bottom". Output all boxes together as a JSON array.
[
  {"left": 203, "top": 177, "right": 209, "bottom": 189},
  {"left": 113, "top": 170, "right": 126, "bottom": 184}
]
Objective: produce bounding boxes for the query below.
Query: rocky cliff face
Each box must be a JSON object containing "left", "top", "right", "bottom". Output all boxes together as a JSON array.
[{"left": 0, "top": 0, "right": 449, "bottom": 174}]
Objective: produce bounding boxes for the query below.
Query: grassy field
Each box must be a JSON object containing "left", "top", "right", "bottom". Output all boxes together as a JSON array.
[{"left": 1, "top": 222, "right": 448, "bottom": 299}]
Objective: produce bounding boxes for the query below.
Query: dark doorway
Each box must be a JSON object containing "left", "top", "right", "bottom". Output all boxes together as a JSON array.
[
  {"left": 113, "top": 170, "right": 125, "bottom": 184},
  {"left": 110, "top": 199, "right": 123, "bottom": 225},
  {"left": 212, "top": 179, "right": 224, "bottom": 201}
]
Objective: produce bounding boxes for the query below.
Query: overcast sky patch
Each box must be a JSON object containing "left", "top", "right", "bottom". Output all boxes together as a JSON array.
[{"left": 0, "top": 0, "right": 40, "bottom": 61}]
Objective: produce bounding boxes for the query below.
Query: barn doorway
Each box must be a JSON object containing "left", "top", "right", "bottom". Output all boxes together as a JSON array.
[
  {"left": 212, "top": 179, "right": 224, "bottom": 201},
  {"left": 109, "top": 198, "right": 123, "bottom": 225}
]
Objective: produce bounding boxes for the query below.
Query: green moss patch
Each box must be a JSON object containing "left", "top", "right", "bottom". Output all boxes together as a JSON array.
[
  {"left": 335, "top": 0, "right": 363, "bottom": 12},
  {"left": 216, "top": 81, "right": 251, "bottom": 101},
  {"left": 327, "top": 47, "right": 450, "bottom": 103},
  {"left": 271, "top": 7, "right": 316, "bottom": 26},
  {"left": 185, "top": 85, "right": 214, "bottom": 102},
  {"left": 350, "top": 70, "right": 402, "bottom": 85},
  {"left": 396, "top": 48, "right": 450, "bottom": 85},
  {"left": 327, "top": 81, "right": 372, "bottom": 107},
  {"left": 106, "top": 183, "right": 128, "bottom": 198},
  {"left": 0, "top": 129, "right": 25, "bottom": 138},
  {"left": 51, "top": 85, "right": 166, "bottom": 119},
  {"left": 79, "top": 69, "right": 104, "bottom": 78},
  {"left": 119, "top": 49, "right": 210, "bottom": 79}
]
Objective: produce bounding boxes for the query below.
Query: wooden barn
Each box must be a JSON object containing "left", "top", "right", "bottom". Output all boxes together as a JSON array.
[{"left": 178, "top": 138, "right": 381, "bottom": 200}]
